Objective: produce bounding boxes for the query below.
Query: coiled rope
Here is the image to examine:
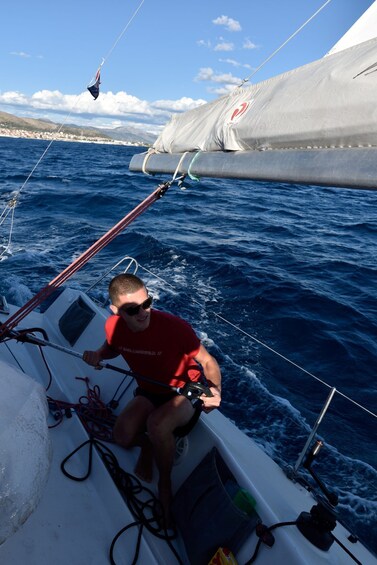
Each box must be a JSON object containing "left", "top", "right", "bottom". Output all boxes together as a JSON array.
[
  {"left": 60, "top": 436, "right": 181, "bottom": 565},
  {"left": 53, "top": 376, "right": 182, "bottom": 565}
]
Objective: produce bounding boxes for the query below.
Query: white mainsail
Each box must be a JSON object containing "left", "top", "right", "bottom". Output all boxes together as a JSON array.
[
  {"left": 326, "top": 0, "right": 377, "bottom": 55},
  {"left": 152, "top": 38, "right": 377, "bottom": 154},
  {"left": 130, "top": 2, "right": 377, "bottom": 189}
]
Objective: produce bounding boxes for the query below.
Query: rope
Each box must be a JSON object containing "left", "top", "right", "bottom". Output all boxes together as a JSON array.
[
  {"left": 0, "top": 203, "right": 16, "bottom": 259},
  {"left": 141, "top": 148, "right": 158, "bottom": 175},
  {"left": 48, "top": 377, "right": 116, "bottom": 438},
  {"left": 0, "top": 181, "right": 171, "bottom": 339},
  {"left": 245, "top": 521, "right": 298, "bottom": 564},
  {"left": 141, "top": 150, "right": 201, "bottom": 181},
  {"left": 172, "top": 152, "right": 188, "bottom": 181},
  {"left": 0, "top": 196, "right": 16, "bottom": 223},
  {"left": 58, "top": 414, "right": 181, "bottom": 565},
  {"left": 331, "top": 533, "right": 362, "bottom": 565},
  {"left": 238, "top": 0, "right": 333, "bottom": 88},
  {"left": 187, "top": 151, "right": 201, "bottom": 181},
  {"left": 245, "top": 518, "right": 362, "bottom": 564},
  {"left": 52, "top": 377, "right": 181, "bottom": 562},
  {"left": 60, "top": 437, "right": 181, "bottom": 565}
]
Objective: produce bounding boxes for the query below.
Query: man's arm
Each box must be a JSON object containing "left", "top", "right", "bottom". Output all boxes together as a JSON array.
[
  {"left": 194, "top": 344, "right": 222, "bottom": 412},
  {"left": 83, "top": 341, "right": 119, "bottom": 369}
]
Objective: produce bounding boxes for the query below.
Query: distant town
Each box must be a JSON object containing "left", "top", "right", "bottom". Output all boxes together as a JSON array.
[
  {"left": 0, "top": 126, "right": 148, "bottom": 146},
  {"left": 0, "top": 110, "right": 155, "bottom": 147}
]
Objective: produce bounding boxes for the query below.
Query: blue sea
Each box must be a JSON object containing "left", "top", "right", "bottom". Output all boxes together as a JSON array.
[{"left": 1, "top": 136, "right": 376, "bottom": 555}]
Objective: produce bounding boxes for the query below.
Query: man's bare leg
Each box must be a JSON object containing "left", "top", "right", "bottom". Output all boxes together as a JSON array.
[
  {"left": 113, "top": 396, "right": 155, "bottom": 482},
  {"left": 147, "top": 396, "right": 194, "bottom": 526},
  {"left": 134, "top": 435, "right": 154, "bottom": 483}
]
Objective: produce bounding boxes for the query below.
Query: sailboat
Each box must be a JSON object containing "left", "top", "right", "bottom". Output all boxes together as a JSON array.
[{"left": 0, "top": 3, "right": 376, "bottom": 565}]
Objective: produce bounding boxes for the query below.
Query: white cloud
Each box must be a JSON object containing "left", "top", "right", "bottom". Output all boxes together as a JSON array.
[
  {"left": 0, "top": 91, "right": 29, "bottom": 105},
  {"left": 194, "top": 68, "right": 214, "bottom": 82},
  {"left": 213, "top": 15, "right": 241, "bottom": 32},
  {"left": 9, "top": 51, "right": 44, "bottom": 59},
  {"left": 0, "top": 89, "right": 208, "bottom": 133},
  {"left": 219, "top": 58, "right": 252, "bottom": 70},
  {"left": 219, "top": 58, "right": 240, "bottom": 67},
  {"left": 85, "top": 91, "right": 153, "bottom": 117},
  {"left": 243, "top": 38, "right": 258, "bottom": 50},
  {"left": 208, "top": 84, "right": 237, "bottom": 96},
  {"left": 152, "top": 97, "right": 206, "bottom": 112},
  {"left": 1, "top": 89, "right": 151, "bottom": 117},
  {"left": 195, "top": 67, "right": 241, "bottom": 87},
  {"left": 10, "top": 51, "right": 31, "bottom": 58},
  {"left": 214, "top": 42, "right": 234, "bottom": 52},
  {"left": 197, "top": 39, "right": 211, "bottom": 48}
]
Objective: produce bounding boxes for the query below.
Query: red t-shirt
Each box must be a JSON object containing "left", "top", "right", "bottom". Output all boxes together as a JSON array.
[{"left": 105, "top": 309, "right": 202, "bottom": 394}]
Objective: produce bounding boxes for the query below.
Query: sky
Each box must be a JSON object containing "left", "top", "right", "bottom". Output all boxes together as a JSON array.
[{"left": 0, "top": 0, "right": 374, "bottom": 134}]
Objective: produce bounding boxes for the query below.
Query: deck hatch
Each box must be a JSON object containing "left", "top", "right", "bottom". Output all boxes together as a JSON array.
[{"left": 59, "top": 296, "right": 96, "bottom": 345}]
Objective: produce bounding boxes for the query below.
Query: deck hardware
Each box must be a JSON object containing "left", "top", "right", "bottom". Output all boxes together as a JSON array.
[
  {"left": 0, "top": 295, "right": 9, "bottom": 315},
  {"left": 296, "top": 498, "right": 337, "bottom": 551},
  {"left": 303, "top": 440, "right": 338, "bottom": 507},
  {"left": 292, "top": 386, "right": 336, "bottom": 476}
]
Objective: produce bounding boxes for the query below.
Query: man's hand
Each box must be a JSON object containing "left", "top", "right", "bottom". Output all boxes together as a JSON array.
[
  {"left": 200, "top": 386, "right": 221, "bottom": 413},
  {"left": 82, "top": 350, "right": 103, "bottom": 369},
  {"left": 194, "top": 344, "right": 222, "bottom": 413}
]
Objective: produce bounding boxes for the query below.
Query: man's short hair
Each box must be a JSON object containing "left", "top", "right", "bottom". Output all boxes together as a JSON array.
[{"left": 109, "top": 274, "right": 145, "bottom": 304}]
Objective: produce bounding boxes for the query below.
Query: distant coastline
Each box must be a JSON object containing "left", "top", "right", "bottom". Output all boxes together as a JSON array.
[
  {"left": 0, "top": 110, "right": 154, "bottom": 147},
  {"left": 0, "top": 127, "right": 148, "bottom": 147}
]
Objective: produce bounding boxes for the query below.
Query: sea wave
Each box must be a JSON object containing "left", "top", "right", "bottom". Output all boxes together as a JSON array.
[{"left": 0, "top": 138, "right": 376, "bottom": 553}]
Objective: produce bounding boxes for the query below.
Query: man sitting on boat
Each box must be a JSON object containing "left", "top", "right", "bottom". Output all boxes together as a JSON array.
[{"left": 83, "top": 273, "right": 222, "bottom": 525}]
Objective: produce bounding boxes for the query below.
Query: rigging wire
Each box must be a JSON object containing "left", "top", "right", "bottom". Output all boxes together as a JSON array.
[
  {"left": 135, "top": 263, "right": 377, "bottom": 421},
  {"left": 101, "top": 0, "right": 145, "bottom": 64},
  {"left": 237, "top": 0, "right": 333, "bottom": 88},
  {"left": 0, "top": 0, "right": 145, "bottom": 259}
]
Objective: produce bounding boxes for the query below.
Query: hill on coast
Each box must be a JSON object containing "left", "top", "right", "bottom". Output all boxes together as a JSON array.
[{"left": 0, "top": 110, "right": 156, "bottom": 145}]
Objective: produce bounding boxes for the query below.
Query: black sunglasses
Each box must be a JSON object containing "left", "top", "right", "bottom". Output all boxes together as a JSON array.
[{"left": 118, "top": 295, "right": 153, "bottom": 316}]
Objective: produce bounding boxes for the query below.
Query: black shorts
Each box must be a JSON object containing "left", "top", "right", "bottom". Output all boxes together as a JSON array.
[
  {"left": 134, "top": 386, "right": 178, "bottom": 408},
  {"left": 134, "top": 386, "right": 202, "bottom": 437}
]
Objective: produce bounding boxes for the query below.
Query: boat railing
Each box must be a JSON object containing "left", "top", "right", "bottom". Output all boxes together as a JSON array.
[
  {"left": 290, "top": 387, "right": 337, "bottom": 479},
  {"left": 84, "top": 256, "right": 139, "bottom": 306}
]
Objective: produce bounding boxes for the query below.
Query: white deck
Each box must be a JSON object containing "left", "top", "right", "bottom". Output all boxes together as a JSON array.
[{"left": 0, "top": 288, "right": 375, "bottom": 564}]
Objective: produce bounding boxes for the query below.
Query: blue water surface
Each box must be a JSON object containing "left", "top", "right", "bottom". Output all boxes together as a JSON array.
[{"left": 0, "top": 137, "right": 376, "bottom": 554}]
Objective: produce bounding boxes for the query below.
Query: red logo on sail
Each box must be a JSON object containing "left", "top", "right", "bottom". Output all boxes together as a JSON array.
[{"left": 228, "top": 101, "right": 252, "bottom": 125}]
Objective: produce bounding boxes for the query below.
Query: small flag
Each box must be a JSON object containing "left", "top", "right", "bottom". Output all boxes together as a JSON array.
[{"left": 87, "top": 68, "right": 101, "bottom": 100}]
